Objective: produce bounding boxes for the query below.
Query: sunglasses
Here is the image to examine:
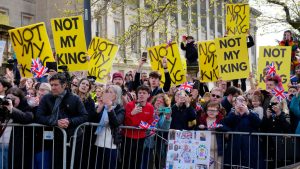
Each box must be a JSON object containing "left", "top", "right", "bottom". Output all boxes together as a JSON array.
[{"left": 211, "top": 94, "right": 221, "bottom": 98}]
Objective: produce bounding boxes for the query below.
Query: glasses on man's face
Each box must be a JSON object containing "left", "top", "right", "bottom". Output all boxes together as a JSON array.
[{"left": 211, "top": 94, "right": 221, "bottom": 99}]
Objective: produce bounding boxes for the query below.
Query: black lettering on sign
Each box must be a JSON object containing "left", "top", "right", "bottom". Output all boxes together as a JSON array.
[
  {"left": 20, "top": 64, "right": 31, "bottom": 77},
  {"left": 56, "top": 52, "right": 87, "bottom": 65},
  {"left": 266, "top": 61, "right": 283, "bottom": 71},
  {"left": 60, "top": 35, "right": 77, "bottom": 48},
  {"left": 226, "top": 4, "right": 248, "bottom": 34},
  {"left": 220, "top": 62, "right": 247, "bottom": 73},
  {"left": 199, "top": 42, "right": 217, "bottom": 67},
  {"left": 259, "top": 73, "right": 265, "bottom": 83},
  {"left": 224, "top": 50, "right": 240, "bottom": 60},
  {"left": 219, "top": 37, "right": 241, "bottom": 48},
  {"left": 88, "top": 38, "right": 117, "bottom": 80},
  {"left": 10, "top": 23, "right": 44, "bottom": 59},
  {"left": 171, "top": 70, "right": 184, "bottom": 84},
  {"left": 263, "top": 48, "right": 286, "bottom": 58},
  {"left": 149, "top": 42, "right": 183, "bottom": 84},
  {"left": 200, "top": 66, "right": 219, "bottom": 81},
  {"left": 54, "top": 17, "right": 79, "bottom": 31}
]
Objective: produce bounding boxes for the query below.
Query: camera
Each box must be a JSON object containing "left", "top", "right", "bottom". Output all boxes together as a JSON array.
[
  {"left": 0, "top": 97, "right": 11, "bottom": 123},
  {"left": 158, "top": 107, "right": 171, "bottom": 114},
  {"left": 268, "top": 102, "right": 278, "bottom": 114}
]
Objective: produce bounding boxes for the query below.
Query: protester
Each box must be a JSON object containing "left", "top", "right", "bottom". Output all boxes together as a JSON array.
[
  {"left": 142, "top": 93, "right": 172, "bottom": 169},
  {"left": 71, "top": 76, "right": 80, "bottom": 93},
  {"left": 134, "top": 56, "right": 171, "bottom": 101},
  {"left": 197, "top": 101, "right": 223, "bottom": 169},
  {"left": 221, "top": 95, "right": 262, "bottom": 168},
  {"left": 112, "top": 72, "right": 135, "bottom": 105},
  {"left": 170, "top": 90, "right": 196, "bottom": 130},
  {"left": 261, "top": 96, "right": 291, "bottom": 168},
  {"left": 290, "top": 90, "right": 300, "bottom": 134},
  {"left": 93, "top": 85, "right": 124, "bottom": 169},
  {"left": 250, "top": 94, "right": 264, "bottom": 120},
  {"left": 0, "top": 78, "right": 12, "bottom": 96},
  {"left": 36, "top": 73, "right": 88, "bottom": 169},
  {"left": 221, "top": 86, "right": 241, "bottom": 115},
  {"left": 122, "top": 85, "right": 154, "bottom": 169},
  {"left": 5, "top": 87, "right": 34, "bottom": 169},
  {"left": 75, "top": 78, "right": 96, "bottom": 120},
  {"left": 180, "top": 36, "right": 198, "bottom": 66}
]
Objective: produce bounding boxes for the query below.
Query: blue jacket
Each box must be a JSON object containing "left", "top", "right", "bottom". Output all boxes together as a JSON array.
[{"left": 289, "top": 95, "right": 300, "bottom": 134}]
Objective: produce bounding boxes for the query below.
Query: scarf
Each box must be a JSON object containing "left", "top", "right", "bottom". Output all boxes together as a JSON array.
[
  {"left": 49, "top": 90, "right": 67, "bottom": 126},
  {"left": 95, "top": 105, "right": 116, "bottom": 135}
]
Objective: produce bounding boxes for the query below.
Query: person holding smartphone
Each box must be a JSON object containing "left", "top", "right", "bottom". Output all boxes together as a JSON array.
[
  {"left": 170, "top": 90, "right": 196, "bottom": 130},
  {"left": 122, "top": 85, "right": 154, "bottom": 169},
  {"left": 221, "top": 95, "right": 262, "bottom": 169},
  {"left": 133, "top": 53, "right": 171, "bottom": 102}
]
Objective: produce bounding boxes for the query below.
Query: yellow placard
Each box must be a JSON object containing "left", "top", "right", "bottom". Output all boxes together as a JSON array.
[
  {"left": 257, "top": 46, "right": 291, "bottom": 91},
  {"left": 87, "top": 37, "right": 119, "bottom": 83},
  {"left": 9, "top": 22, "right": 54, "bottom": 77},
  {"left": 215, "top": 35, "right": 249, "bottom": 81},
  {"left": 148, "top": 42, "right": 186, "bottom": 86},
  {"left": 198, "top": 40, "right": 219, "bottom": 82},
  {"left": 51, "top": 15, "right": 88, "bottom": 71},
  {"left": 226, "top": 4, "right": 250, "bottom": 36}
]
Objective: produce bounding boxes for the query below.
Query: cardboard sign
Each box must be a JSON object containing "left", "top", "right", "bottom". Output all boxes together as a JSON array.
[
  {"left": 51, "top": 15, "right": 88, "bottom": 71},
  {"left": 226, "top": 4, "right": 250, "bottom": 36},
  {"left": 148, "top": 42, "right": 186, "bottom": 86},
  {"left": 87, "top": 37, "right": 119, "bottom": 83},
  {"left": 166, "top": 130, "right": 212, "bottom": 168},
  {"left": 215, "top": 35, "right": 250, "bottom": 81},
  {"left": 198, "top": 40, "right": 219, "bottom": 82},
  {"left": 9, "top": 23, "right": 54, "bottom": 77},
  {"left": 257, "top": 46, "right": 291, "bottom": 91}
]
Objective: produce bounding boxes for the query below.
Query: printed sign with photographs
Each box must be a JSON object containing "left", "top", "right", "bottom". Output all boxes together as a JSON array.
[{"left": 166, "top": 130, "right": 211, "bottom": 169}]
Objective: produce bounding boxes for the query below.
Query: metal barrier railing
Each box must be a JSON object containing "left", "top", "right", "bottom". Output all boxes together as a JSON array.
[
  {"left": 69, "top": 123, "right": 300, "bottom": 169},
  {"left": 1, "top": 123, "right": 300, "bottom": 169},
  {"left": 0, "top": 123, "right": 67, "bottom": 169}
]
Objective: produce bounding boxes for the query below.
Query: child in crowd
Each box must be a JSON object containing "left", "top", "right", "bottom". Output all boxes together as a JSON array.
[{"left": 251, "top": 94, "right": 264, "bottom": 120}]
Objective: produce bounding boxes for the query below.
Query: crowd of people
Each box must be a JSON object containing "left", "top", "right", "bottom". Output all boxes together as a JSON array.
[{"left": 0, "top": 30, "right": 299, "bottom": 169}]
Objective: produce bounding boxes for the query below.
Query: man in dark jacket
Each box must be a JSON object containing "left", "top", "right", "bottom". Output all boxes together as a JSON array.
[
  {"left": 180, "top": 36, "right": 198, "bottom": 66},
  {"left": 36, "top": 73, "right": 88, "bottom": 169}
]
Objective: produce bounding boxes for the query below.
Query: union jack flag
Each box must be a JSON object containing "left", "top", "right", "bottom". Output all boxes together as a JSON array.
[
  {"left": 266, "top": 62, "right": 276, "bottom": 77},
  {"left": 139, "top": 115, "right": 160, "bottom": 136},
  {"left": 179, "top": 82, "right": 194, "bottom": 93},
  {"left": 271, "top": 86, "right": 286, "bottom": 102},
  {"left": 31, "top": 58, "right": 48, "bottom": 78}
]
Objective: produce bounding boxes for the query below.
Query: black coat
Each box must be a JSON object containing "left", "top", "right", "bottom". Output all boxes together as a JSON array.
[
  {"left": 36, "top": 91, "right": 88, "bottom": 136},
  {"left": 170, "top": 104, "right": 196, "bottom": 130},
  {"left": 80, "top": 104, "right": 125, "bottom": 169},
  {"left": 35, "top": 91, "right": 88, "bottom": 169},
  {"left": 8, "top": 99, "right": 34, "bottom": 169}
]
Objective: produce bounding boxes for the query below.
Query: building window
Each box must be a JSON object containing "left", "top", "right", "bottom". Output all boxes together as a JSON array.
[
  {"left": 145, "top": 28, "right": 154, "bottom": 47},
  {"left": 21, "top": 13, "right": 34, "bottom": 26},
  {"left": 0, "top": 8, "right": 9, "bottom": 15},
  {"left": 131, "top": 32, "right": 139, "bottom": 53},
  {"left": 114, "top": 20, "right": 121, "bottom": 43}
]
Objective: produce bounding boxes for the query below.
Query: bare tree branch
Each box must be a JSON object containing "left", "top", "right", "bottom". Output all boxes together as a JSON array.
[{"left": 267, "top": 0, "right": 300, "bottom": 31}]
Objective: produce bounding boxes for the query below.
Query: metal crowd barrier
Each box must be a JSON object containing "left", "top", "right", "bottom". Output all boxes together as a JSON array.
[
  {"left": 0, "top": 123, "right": 67, "bottom": 169},
  {"left": 1, "top": 123, "right": 300, "bottom": 169},
  {"left": 69, "top": 123, "right": 300, "bottom": 169}
]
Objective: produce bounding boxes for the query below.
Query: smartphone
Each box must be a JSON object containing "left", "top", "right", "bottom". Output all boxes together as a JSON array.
[
  {"left": 158, "top": 107, "right": 171, "bottom": 114},
  {"left": 142, "top": 52, "right": 147, "bottom": 61}
]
